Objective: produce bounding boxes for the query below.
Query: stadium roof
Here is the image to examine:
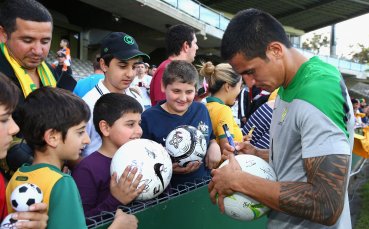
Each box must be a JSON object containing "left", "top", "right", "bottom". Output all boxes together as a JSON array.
[{"left": 198, "top": 0, "right": 369, "bottom": 33}]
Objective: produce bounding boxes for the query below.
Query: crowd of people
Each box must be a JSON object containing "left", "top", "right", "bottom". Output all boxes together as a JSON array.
[{"left": 0, "top": 0, "right": 356, "bottom": 229}]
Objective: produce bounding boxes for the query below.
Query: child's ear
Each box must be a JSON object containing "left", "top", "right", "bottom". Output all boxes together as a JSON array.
[
  {"left": 44, "top": 129, "right": 61, "bottom": 148},
  {"left": 99, "top": 120, "right": 110, "bottom": 137},
  {"left": 100, "top": 58, "right": 108, "bottom": 72}
]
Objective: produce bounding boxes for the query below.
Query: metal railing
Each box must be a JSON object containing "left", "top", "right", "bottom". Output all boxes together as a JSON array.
[
  {"left": 161, "top": 0, "right": 368, "bottom": 75},
  {"left": 161, "top": 0, "right": 229, "bottom": 30}
]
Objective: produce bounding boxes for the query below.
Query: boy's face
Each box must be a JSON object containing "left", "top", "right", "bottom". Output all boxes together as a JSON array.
[
  {"left": 163, "top": 81, "right": 196, "bottom": 115},
  {"left": 0, "top": 105, "right": 19, "bottom": 159},
  {"left": 102, "top": 58, "right": 139, "bottom": 93},
  {"left": 135, "top": 64, "right": 145, "bottom": 76},
  {"left": 104, "top": 112, "right": 142, "bottom": 150},
  {"left": 57, "top": 121, "right": 90, "bottom": 161}
]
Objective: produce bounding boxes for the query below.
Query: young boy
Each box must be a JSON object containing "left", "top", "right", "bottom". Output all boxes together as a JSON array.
[
  {"left": 141, "top": 60, "right": 221, "bottom": 188},
  {"left": 5, "top": 87, "right": 90, "bottom": 228},
  {"left": 0, "top": 74, "right": 48, "bottom": 228},
  {"left": 82, "top": 32, "right": 149, "bottom": 157},
  {"left": 72, "top": 93, "right": 145, "bottom": 217}
]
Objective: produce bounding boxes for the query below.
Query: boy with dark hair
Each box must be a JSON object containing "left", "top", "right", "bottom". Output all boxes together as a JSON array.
[
  {"left": 73, "top": 93, "right": 144, "bottom": 217},
  {"left": 6, "top": 87, "right": 90, "bottom": 228},
  {"left": 0, "top": 73, "right": 48, "bottom": 228},
  {"left": 82, "top": 32, "right": 149, "bottom": 157},
  {"left": 142, "top": 60, "right": 221, "bottom": 188},
  {"left": 150, "top": 24, "right": 198, "bottom": 106}
]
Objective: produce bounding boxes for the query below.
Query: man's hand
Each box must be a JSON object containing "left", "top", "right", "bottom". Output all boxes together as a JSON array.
[
  {"left": 108, "top": 209, "right": 138, "bottom": 229},
  {"left": 208, "top": 154, "right": 242, "bottom": 213},
  {"left": 110, "top": 166, "right": 145, "bottom": 205},
  {"left": 12, "top": 203, "right": 48, "bottom": 229}
]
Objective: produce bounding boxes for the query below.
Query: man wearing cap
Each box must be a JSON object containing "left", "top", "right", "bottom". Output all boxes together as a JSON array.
[
  {"left": 81, "top": 32, "right": 149, "bottom": 157},
  {"left": 149, "top": 24, "right": 198, "bottom": 106}
]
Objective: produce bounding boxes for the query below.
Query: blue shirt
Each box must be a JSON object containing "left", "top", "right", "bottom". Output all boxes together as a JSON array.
[
  {"left": 141, "top": 101, "right": 214, "bottom": 188},
  {"left": 73, "top": 74, "right": 104, "bottom": 97}
]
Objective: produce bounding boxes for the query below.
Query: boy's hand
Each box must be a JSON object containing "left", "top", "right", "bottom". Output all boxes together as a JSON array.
[
  {"left": 110, "top": 166, "right": 145, "bottom": 205},
  {"left": 108, "top": 209, "right": 138, "bottom": 229},
  {"left": 205, "top": 140, "right": 221, "bottom": 169},
  {"left": 12, "top": 203, "right": 48, "bottom": 229},
  {"left": 172, "top": 161, "right": 201, "bottom": 174}
]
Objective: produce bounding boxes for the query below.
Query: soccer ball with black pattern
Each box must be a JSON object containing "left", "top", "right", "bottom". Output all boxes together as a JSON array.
[
  {"left": 165, "top": 125, "right": 207, "bottom": 167},
  {"left": 10, "top": 183, "right": 43, "bottom": 212},
  {"left": 111, "top": 139, "right": 172, "bottom": 201},
  {"left": 219, "top": 155, "right": 277, "bottom": 221},
  {"left": 0, "top": 213, "right": 28, "bottom": 228}
]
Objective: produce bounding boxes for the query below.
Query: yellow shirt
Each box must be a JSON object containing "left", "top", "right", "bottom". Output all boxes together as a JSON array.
[{"left": 206, "top": 97, "right": 243, "bottom": 144}]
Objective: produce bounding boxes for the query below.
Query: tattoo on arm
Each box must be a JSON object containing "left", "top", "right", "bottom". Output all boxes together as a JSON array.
[{"left": 279, "top": 155, "right": 349, "bottom": 225}]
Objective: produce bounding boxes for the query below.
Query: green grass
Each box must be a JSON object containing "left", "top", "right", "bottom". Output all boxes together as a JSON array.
[{"left": 355, "top": 181, "right": 369, "bottom": 229}]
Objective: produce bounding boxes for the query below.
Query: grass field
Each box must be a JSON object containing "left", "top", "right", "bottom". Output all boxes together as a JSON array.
[{"left": 354, "top": 180, "right": 369, "bottom": 228}]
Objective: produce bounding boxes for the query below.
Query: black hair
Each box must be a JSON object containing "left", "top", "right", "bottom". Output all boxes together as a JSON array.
[
  {"left": 221, "top": 8, "right": 291, "bottom": 61},
  {"left": 93, "top": 93, "right": 143, "bottom": 137},
  {"left": 18, "top": 87, "right": 90, "bottom": 152},
  {"left": 166, "top": 24, "right": 196, "bottom": 56},
  {"left": 0, "top": 0, "right": 53, "bottom": 36},
  {"left": 0, "top": 73, "right": 20, "bottom": 113},
  {"left": 162, "top": 60, "right": 198, "bottom": 87},
  {"left": 101, "top": 54, "right": 114, "bottom": 67}
]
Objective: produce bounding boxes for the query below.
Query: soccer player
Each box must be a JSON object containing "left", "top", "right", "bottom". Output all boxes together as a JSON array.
[{"left": 208, "top": 8, "right": 354, "bottom": 228}]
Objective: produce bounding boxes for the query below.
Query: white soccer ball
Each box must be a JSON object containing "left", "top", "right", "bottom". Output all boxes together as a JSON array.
[
  {"left": 165, "top": 125, "right": 207, "bottom": 167},
  {"left": 0, "top": 213, "right": 28, "bottom": 229},
  {"left": 110, "top": 139, "right": 172, "bottom": 201},
  {"left": 219, "top": 154, "right": 277, "bottom": 221},
  {"left": 10, "top": 183, "right": 43, "bottom": 212}
]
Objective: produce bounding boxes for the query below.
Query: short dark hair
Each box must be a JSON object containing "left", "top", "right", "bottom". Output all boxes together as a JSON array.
[
  {"left": 93, "top": 93, "right": 143, "bottom": 137},
  {"left": 101, "top": 54, "right": 114, "bottom": 67},
  {"left": 221, "top": 8, "right": 291, "bottom": 61},
  {"left": 162, "top": 60, "right": 198, "bottom": 87},
  {"left": 0, "top": 0, "right": 53, "bottom": 36},
  {"left": 166, "top": 24, "right": 195, "bottom": 56},
  {"left": 18, "top": 87, "right": 90, "bottom": 152},
  {"left": 0, "top": 73, "right": 20, "bottom": 113}
]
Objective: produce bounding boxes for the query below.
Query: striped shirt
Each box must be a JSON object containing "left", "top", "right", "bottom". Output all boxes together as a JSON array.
[{"left": 242, "top": 102, "right": 273, "bottom": 149}]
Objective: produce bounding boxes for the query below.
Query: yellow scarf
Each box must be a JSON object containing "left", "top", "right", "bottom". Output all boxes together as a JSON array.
[{"left": 0, "top": 43, "right": 56, "bottom": 97}]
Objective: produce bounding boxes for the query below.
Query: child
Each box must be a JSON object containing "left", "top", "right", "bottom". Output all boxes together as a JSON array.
[
  {"left": 58, "top": 38, "right": 72, "bottom": 68},
  {"left": 6, "top": 86, "right": 138, "bottom": 228},
  {"left": 82, "top": 32, "right": 149, "bottom": 157},
  {"left": 0, "top": 73, "right": 48, "bottom": 228},
  {"left": 199, "top": 62, "right": 243, "bottom": 155},
  {"left": 5, "top": 87, "right": 90, "bottom": 228},
  {"left": 141, "top": 60, "right": 221, "bottom": 188},
  {"left": 72, "top": 93, "right": 144, "bottom": 217}
]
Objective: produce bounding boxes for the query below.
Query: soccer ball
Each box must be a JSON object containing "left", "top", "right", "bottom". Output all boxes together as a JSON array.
[
  {"left": 0, "top": 213, "right": 28, "bottom": 228},
  {"left": 110, "top": 139, "right": 172, "bottom": 201},
  {"left": 165, "top": 125, "right": 207, "bottom": 167},
  {"left": 219, "top": 154, "right": 277, "bottom": 221},
  {"left": 10, "top": 183, "right": 43, "bottom": 212}
]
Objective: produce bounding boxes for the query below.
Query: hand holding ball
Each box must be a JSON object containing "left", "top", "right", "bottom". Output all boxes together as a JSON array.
[{"left": 218, "top": 155, "right": 276, "bottom": 221}]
